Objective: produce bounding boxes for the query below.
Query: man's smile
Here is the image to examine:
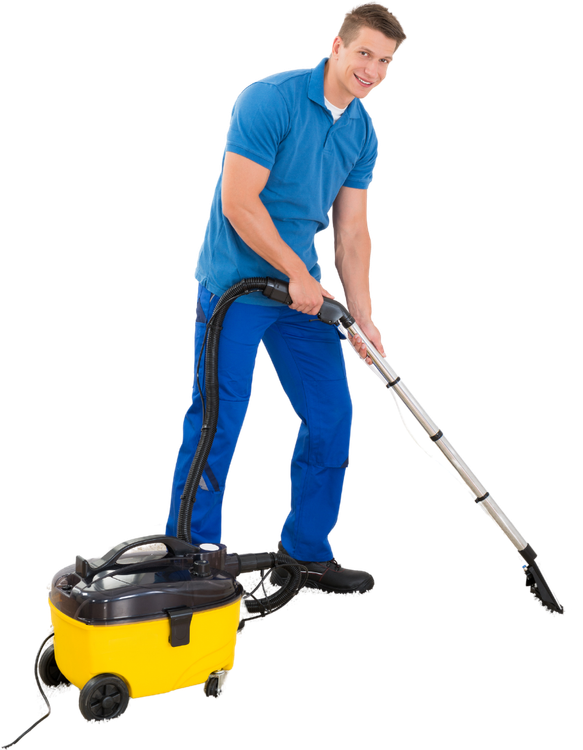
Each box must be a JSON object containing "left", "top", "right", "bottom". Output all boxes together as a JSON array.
[{"left": 354, "top": 74, "right": 374, "bottom": 87}]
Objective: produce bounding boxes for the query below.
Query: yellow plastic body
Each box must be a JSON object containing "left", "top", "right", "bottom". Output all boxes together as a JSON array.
[{"left": 49, "top": 597, "right": 241, "bottom": 698}]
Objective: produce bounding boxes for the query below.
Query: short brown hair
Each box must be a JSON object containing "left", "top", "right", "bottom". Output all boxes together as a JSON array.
[{"left": 339, "top": 4, "right": 406, "bottom": 49}]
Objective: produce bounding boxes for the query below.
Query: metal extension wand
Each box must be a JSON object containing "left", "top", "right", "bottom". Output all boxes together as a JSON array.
[{"left": 262, "top": 277, "right": 564, "bottom": 614}]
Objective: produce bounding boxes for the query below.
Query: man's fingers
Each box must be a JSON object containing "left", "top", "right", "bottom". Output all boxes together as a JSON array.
[{"left": 353, "top": 338, "right": 376, "bottom": 363}]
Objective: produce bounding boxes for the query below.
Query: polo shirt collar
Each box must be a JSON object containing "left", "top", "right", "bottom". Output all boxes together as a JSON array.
[{"left": 309, "top": 57, "right": 360, "bottom": 120}]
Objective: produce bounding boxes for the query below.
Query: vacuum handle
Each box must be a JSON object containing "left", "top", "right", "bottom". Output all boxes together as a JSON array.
[
  {"left": 262, "top": 277, "right": 293, "bottom": 305},
  {"left": 75, "top": 534, "right": 201, "bottom": 578},
  {"left": 262, "top": 277, "right": 355, "bottom": 327}
]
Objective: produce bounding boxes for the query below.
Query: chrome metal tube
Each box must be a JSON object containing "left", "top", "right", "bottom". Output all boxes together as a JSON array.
[{"left": 344, "top": 321, "right": 528, "bottom": 552}]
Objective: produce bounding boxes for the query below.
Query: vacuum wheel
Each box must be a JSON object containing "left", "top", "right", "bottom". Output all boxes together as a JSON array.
[
  {"left": 39, "top": 644, "right": 70, "bottom": 687},
  {"left": 204, "top": 669, "right": 227, "bottom": 698},
  {"left": 79, "top": 673, "right": 130, "bottom": 721}
]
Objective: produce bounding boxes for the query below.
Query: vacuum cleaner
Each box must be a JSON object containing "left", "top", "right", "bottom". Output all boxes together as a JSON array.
[{"left": 3, "top": 276, "right": 563, "bottom": 747}]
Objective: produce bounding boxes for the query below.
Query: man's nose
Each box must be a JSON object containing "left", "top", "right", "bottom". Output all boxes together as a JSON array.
[{"left": 363, "top": 60, "right": 378, "bottom": 81}]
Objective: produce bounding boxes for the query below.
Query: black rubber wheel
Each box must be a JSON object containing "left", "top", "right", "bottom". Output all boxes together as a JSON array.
[
  {"left": 204, "top": 676, "right": 220, "bottom": 698},
  {"left": 39, "top": 644, "right": 70, "bottom": 687},
  {"left": 79, "top": 674, "right": 130, "bottom": 721}
]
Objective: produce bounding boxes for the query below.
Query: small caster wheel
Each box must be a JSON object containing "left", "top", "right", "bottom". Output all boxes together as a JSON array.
[
  {"left": 204, "top": 669, "right": 227, "bottom": 698},
  {"left": 79, "top": 673, "right": 129, "bottom": 721},
  {"left": 39, "top": 644, "right": 70, "bottom": 687}
]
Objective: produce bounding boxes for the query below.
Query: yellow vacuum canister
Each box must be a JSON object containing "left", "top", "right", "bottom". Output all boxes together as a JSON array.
[{"left": 47, "top": 535, "right": 243, "bottom": 720}]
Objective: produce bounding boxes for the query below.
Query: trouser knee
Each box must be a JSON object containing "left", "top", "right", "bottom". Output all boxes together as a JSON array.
[{"left": 302, "top": 379, "right": 352, "bottom": 468}]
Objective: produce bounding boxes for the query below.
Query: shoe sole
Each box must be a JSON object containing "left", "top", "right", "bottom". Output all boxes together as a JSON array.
[{"left": 270, "top": 568, "right": 374, "bottom": 595}]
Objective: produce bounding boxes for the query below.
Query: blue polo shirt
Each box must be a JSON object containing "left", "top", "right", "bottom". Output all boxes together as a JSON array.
[{"left": 195, "top": 57, "right": 378, "bottom": 304}]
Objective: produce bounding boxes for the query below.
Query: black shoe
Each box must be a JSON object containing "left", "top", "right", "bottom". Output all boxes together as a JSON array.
[{"left": 272, "top": 543, "right": 374, "bottom": 594}]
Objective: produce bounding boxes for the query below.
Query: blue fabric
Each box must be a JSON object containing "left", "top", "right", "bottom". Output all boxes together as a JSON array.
[
  {"left": 166, "top": 286, "right": 352, "bottom": 562},
  {"left": 195, "top": 57, "right": 378, "bottom": 304}
]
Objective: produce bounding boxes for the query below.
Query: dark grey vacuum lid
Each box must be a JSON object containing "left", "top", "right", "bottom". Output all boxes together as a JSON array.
[{"left": 50, "top": 546, "right": 243, "bottom": 625}]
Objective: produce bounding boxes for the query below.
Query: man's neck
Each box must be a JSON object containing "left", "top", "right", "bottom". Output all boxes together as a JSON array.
[{"left": 324, "top": 59, "right": 354, "bottom": 109}]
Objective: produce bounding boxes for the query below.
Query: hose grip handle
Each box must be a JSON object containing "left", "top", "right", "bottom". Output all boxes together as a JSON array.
[{"left": 262, "top": 277, "right": 355, "bottom": 327}]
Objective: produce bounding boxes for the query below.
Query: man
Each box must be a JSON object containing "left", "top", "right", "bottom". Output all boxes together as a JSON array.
[{"left": 166, "top": 4, "right": 406, "bottom": 593}]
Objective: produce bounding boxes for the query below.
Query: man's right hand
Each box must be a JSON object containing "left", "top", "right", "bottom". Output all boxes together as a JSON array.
[{"left": 288, "top": 272, "right": 334, "bottom": 316}]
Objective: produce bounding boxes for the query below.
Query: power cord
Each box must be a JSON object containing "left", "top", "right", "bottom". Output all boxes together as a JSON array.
[
  {"left": 241, "top": 560, "right": 308, "bottom": 627},
  {"left": 3, "top": 559, "right": 306, "bottom": 745},
  {"left": 3, "top": 633, "right": 54, "bottom": 748}
]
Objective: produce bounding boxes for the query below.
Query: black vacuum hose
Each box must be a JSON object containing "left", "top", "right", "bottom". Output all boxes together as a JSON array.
[
  {"left": 175, "top": 273, "right": 352, "bottom": 543},
  {"left": 177, "top": 277, "right": 289, "bottom": 542},
  {"left": 176, "top": 276, "right": 355, "bottom": 616},
  {"left": 175, "top": 277, "right": 310, "bottom": 614}
]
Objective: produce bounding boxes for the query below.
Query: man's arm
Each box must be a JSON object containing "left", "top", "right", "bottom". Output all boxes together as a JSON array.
[
  {"left": 332, "top": 185, "right": 385, "bottom": 359},
  {"left": 222, "top": 152, "right": 333, "bottom": 315}
]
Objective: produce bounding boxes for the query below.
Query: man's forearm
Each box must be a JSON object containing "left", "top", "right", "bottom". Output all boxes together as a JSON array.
[
  {"left": 223, "top": 195, "right": 307, "bottom": 281},
  {"left": 334, "top": 228, "right": 373, "bottom": 323}
]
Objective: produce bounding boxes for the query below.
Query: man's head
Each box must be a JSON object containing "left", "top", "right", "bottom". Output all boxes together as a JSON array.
[{"left": 324, "top": 4, "right": 406, "bottom": 107}]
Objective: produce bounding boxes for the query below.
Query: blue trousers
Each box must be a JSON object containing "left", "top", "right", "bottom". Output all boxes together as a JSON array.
[{"left": 165, "top": 285, "right": 352, "bottom": 561}]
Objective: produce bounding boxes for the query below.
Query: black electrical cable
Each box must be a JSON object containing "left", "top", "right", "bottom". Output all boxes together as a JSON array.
[
  {"left": 2, "top": 634, "right": 54, "bottom": 749},
  {"left": 239, "top": 556, "right": 308, "bottom": 623}
]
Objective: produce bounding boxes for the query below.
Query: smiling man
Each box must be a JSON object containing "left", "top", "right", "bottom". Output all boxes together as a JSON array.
[
  {"left": 325, "top": 22, "right": 396, "bottom": 105},
  {"left": 167, "top": 4, "right": 406, "bottom": 593}
]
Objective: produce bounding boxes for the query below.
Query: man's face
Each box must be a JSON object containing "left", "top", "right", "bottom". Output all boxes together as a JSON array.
[{"left": 330, "top": 27, "right": 397, "bottom": 102}]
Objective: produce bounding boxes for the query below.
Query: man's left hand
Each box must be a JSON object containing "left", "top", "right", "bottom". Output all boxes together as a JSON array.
[{"left": 348, "top": 319, "right": 385, "bottom": 364}]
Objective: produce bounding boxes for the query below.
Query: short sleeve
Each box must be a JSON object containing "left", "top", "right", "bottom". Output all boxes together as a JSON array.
[
  {"left": 225, "top": 83, "right": 291, "bottom": 170},
  {"left": 343, "top": 123, "right": 378, "bottom": 190}
]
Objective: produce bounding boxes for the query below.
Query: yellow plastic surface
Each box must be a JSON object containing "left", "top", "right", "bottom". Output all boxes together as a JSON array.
[{"left": 49, "top": 597, "right": 241, "bottom": 698}]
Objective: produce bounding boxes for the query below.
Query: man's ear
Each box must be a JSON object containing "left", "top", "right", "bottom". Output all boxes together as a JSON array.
[{"left": 330, "top": 35, "right": 343, "bottom": 59}]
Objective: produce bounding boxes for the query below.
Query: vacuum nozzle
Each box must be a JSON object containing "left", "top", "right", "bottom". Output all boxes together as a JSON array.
[
  {"left": 519, "top": 544, "right": 563, "bottom": 614},
  {"left": 523, "top": 561, "right": 564, "bottom": 614}
]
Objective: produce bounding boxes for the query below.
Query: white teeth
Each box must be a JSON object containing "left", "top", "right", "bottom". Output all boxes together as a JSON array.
[{"left": 356, "top": 75, "right": 372, "bottom": 86}]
